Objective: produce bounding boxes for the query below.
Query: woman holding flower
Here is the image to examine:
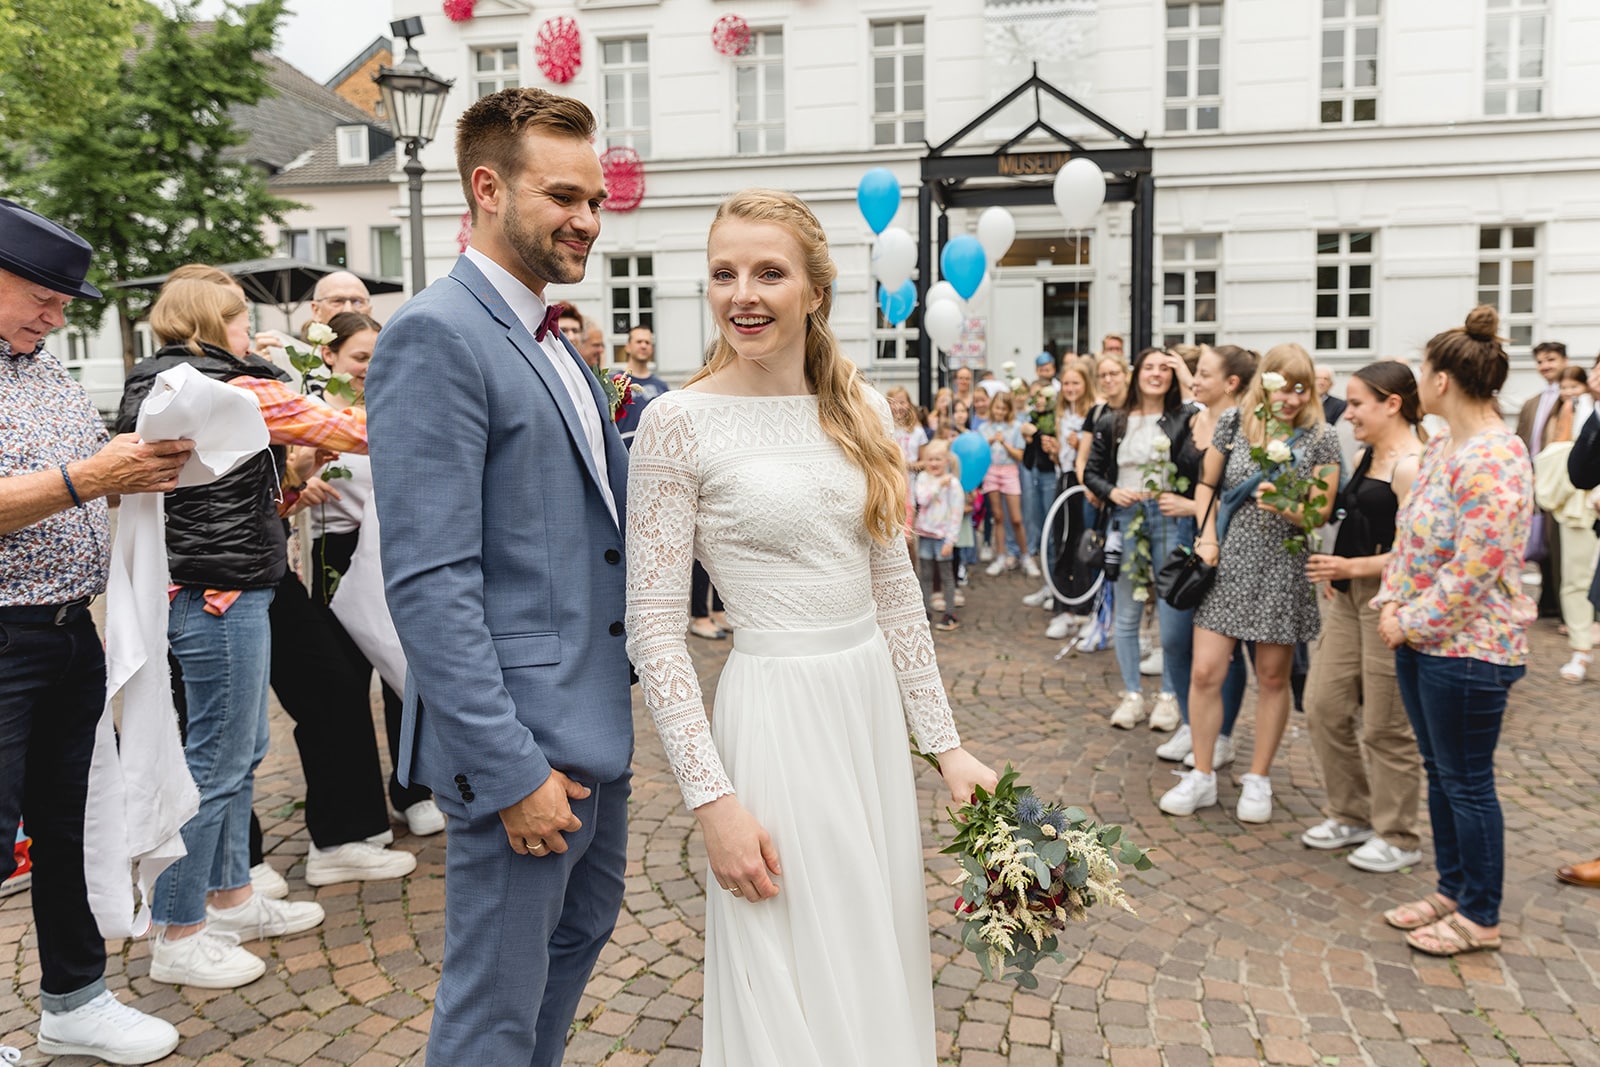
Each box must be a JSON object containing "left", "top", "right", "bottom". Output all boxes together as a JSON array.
[
  {"left": 1160, "top": 344, "right": 1341, "bottom": 824},
  {"left": 1374, "top": 306, "right": 1533, "bottom": 957},
  {"left": 1083, "top": 348, "right": 1196, "bottom": 733}
]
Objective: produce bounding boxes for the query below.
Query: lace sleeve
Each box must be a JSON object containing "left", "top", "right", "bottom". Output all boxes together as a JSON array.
[
  {"left": 624, "top": 398, "right": 736, "bottom": 811},
  {"left": 865, "top": 389, "right": 962, "bottom": 755}
]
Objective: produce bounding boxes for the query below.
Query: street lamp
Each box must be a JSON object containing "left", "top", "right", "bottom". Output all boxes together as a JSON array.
[{"left": 374, "top": 17, "right": 455, "bottom": 296}]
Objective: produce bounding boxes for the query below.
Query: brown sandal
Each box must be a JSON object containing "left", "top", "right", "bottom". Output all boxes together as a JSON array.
[
  {"left": 1405, "top": 915, "right": 1502, "bottom": 957},
  {"left": 1383, "top": 893, "right": 1457, "bottom": 931}
]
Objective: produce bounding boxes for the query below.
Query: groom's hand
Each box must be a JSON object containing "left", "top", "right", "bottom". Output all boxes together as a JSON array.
[{"left": 499, "top": 770, "right": 591, "bottom": 856}]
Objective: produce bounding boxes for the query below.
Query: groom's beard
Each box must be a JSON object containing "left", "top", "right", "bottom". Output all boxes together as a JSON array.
[{"left": 503, "top": 196, "right": 591, "bottom": 287}]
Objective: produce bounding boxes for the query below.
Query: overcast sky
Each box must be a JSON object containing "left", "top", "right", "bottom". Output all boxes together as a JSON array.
[{"left": 190, "top": 0, "right": 396, "bottom": 83}]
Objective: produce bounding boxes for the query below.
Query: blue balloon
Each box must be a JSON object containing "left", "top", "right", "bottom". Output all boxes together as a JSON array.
[
  {"left": 856, "top": 168, "right": 901, "bottom": 234},
  {"left": 878, "top": 280, "right": 917, "bottom": 326},
  {"left": 940, "top": 236, "right": 987, "bottom": 301},
  {"left": 951, "top": 430, "right": 991, "bottom": 493}
]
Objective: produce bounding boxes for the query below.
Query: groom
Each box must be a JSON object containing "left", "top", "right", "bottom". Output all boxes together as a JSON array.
[{"left": 366, "top": 88, "right": 632, "bottom": 1065}]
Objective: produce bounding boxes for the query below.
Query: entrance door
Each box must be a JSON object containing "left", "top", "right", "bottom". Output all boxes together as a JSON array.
[
  {"left": 990, "top": 277, "right": 1042, "bottom": 371},
  {"left": 1043, "top": 280, "right": 1091, "bottom": 359}
]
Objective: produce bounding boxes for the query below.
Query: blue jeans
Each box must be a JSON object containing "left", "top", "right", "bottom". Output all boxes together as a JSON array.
[
  {"left": 1111, "top": 501, "right": 1196, "bottom": 709},
  {"left": 152, "top": 587, "right": 274, "bottom": 926},
  {"left": 1394, "top": 646, "right": 1523, "bottom": 927},
  {"left": 1019, "top": 465, "right": 1056, "bottom": 557},
  {"left": 1217, "top": 643, "right": 1247, "bottom": 736}
]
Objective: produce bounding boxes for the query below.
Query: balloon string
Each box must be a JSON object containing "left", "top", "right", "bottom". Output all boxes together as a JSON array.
[{"left": 1070, "top": 227, "right": 1080, "bottom": 360}]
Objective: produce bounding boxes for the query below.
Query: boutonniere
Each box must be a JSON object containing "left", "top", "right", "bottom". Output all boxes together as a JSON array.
[{"left": 594, "top": 367, "right": 637, "bottom": 424}]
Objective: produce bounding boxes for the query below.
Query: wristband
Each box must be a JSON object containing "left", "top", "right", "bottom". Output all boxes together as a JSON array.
[{"left": 59, "top": 464, "right": 84, "bottom": 508}]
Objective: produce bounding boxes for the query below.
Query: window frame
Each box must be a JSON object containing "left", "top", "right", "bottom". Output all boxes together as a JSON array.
[
  {"left": 1484, "top": 0, "right": 1546, "bottom": 117},
  {"left": 869, "top": 18, "right": 926, "bottom": 148},
  {"left": 471, "top": 44, "right": 521, "bottom": 100},
  {"left": 1319, "top": 0, "right": 1380, "bottom": 126},
  {"left": 1159, "top": 234, "right": 1220, "bottom": 348},
  {"left": 316, "top": 228, "right": 349, "bottom": 268},
  {"left": 599, "top": 35, "right": 651, "bottom": 158},
  {"left": 372, "top": 226, "right": 403, "bottom": 281},
  {"left": 607, "top": 254, "right": 655, "bottom": 348},
  {"left": 1163, "top": 1, "right": 1223, "bottom": 134},
  {"left": 1477, "top": 224, "right": 1539, "bottom": 351},
  {"left": 733, "top": 28, "right": 785, "bottom": 155},
  {"left": 1313, "top": 230, "right": 1376, "bottom": 359},
  {"left": 336, "top": 125, "right": 370, "bottom": 166},
  {"left": 281, "top": 229, "right": 310, "bottom": 262}
]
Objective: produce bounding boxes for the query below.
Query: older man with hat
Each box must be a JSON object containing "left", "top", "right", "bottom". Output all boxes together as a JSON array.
[{"left": 0, "top": 199, "right": 194, "bottom": 1063}]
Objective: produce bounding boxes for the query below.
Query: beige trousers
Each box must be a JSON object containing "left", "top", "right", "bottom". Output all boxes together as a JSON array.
[
  {"left": 1303, "top": 575, "right": 1422, "bottom": 850},
  {"left": 1558, "top": 522, "right": 1598, "bottom": 652}
]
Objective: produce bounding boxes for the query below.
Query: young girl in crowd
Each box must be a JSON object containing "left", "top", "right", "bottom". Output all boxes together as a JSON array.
[
  {"left": 981, "top": 392, "right": 1032, "bottom": 575},
  {"left": 1300, "top": 361, "right": 1427, "bottom": 873},
  {"left": 914, "top": 439, "right": 965, "bottom": 631},
  {"left": 1019, "top": 382, "right": 1060, "bottom": 568},
  {"left": 887, "top": 386, "right": 927, "bottom": 473},
  {"left": 1376, "top": 306, "right": 1533, "bottom": 957},
  {"left": 1162, "top": 343, "right": 1341, "bottom": 824},
  {"left": 1083, "top": 349, "right": 1196, "bottom": 733}
]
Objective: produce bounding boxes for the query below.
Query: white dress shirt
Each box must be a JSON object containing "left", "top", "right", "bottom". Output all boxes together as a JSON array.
[{"left": 463, "top": 247, "right": 617, "bottom": 525}]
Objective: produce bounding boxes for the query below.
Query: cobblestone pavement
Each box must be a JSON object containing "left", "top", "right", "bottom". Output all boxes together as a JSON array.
[{"left": 4, "top": 569, "right": 1599, "bottom": 1066}]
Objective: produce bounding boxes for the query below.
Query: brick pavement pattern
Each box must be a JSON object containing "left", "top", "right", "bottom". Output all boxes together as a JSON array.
[{"left": 3, "top": 569, "right": 1599, "bottom": 1066}]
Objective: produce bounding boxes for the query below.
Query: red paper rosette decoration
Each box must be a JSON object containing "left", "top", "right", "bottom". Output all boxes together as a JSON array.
[
  {"left": 600, "top": 147, "right": 644, "bottom": 212},
  {"left": 535, "top": 17, "right": 582, "bottom": 84},
  {"left": 456, "top": 211, "right": 473, "bottom": 253},
  {"left": 711, "top": 15, "right": 752, "bottom": 57},
  {"left": 442, "top": 0, "right": 475, "bottom": 22}
]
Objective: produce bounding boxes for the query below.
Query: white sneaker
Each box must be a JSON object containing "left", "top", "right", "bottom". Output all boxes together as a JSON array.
[
  {"left": 1005, "top": 555, "right": 1020, "bottom": 571},
  {"left": 985, "top": 557, "right": 1007, "bottom": 577},
  {"left": 401, "top": 799, "right": 446, "bottom": 836},
  {"left": 1045, "top": 612, "right": 1079, "bottom": 640},
  {"left": 1155, "top": 724, "right": 1193, "bottom": 762},
  {"left": 206, "top": 893, "right": 325, "bottom": 939},
  {"left": 304, "top": 841, "right": 417, "bottom": 887},
  {"left": 952, "top": 589, "right": 967, "bottom": 608},
  {"left": 1110, "top": 691, "right": 1146, "bottom": 729},
  {"left": 38, "top": 989, "right": 181, "bottom": 1064},
  {"left": 149, "top": 929, "right": 266, "bottom": 989},
  {"left": 1236, "top": 774, "right": 1274, "bottom": 823},
  {"left": 1022, "top": 585, "right": 1052, "bottom": 608},
  {"left": 1140, "top": 647, "right": 1164, "bottom": 677},
  {"left": 249, "top": 862, "right": 288, "bottom": 900},
  {"left": 1022, "top": 555, "right": 1041, "bottom": 577},
  {"left": 979, "top": 542, "right": 995, "bottom": 563},
  {"left": 1185, "top": 733, "right": 1237, "bottom": 769},
  {"left": 930, "top": 593, "right": 946, "bottom": 612},
  {"left": 1159, "top": 769, "right": 1218, "bottom": 816},
  {"left": 1560, "top": 651, "right": 1591, "bottom": 683},
  {"left": 1347, "top": 836, "right": 1423, "bottom": 873},
  {"left": 1299, "top": 818, "right": 1374, "bottom": 851},
  {"left": 1149, "top": 693, "right": 1181, "bottom": 732}
]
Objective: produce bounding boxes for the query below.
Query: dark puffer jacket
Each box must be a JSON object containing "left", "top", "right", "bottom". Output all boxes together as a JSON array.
[{"left": 116, "top": 343, "right": 289, "bottom": 590}]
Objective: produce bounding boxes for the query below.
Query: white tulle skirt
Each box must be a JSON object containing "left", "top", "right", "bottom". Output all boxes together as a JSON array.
[{"left": 703, "top": 612, "right": 936, "bottom": 1067}]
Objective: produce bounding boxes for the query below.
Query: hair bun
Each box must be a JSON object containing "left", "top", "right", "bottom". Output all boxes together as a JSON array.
[{"left": 1464, "top": 304, "right": 1500, "bottom": 341}]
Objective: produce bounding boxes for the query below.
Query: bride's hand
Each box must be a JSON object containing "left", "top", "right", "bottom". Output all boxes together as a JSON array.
[
  {"left": 694, "top": 794, "right": 781, "bottom": 902},
  {"left": 936, "top": 747, "right": 1000, "bottom": 805}
]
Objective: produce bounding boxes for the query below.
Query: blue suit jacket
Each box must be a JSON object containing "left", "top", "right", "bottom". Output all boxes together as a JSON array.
[{"left": 365, "top": 255, "right": 633, "bottom": 820}]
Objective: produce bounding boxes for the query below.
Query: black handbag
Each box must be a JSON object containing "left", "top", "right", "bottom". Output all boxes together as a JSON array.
[
  {"left": 1076, "top": 502, "right": 1110, "bottom": 572},
  {"left": 1154, "top": 481, "right": 1220, "bottom": 611}
]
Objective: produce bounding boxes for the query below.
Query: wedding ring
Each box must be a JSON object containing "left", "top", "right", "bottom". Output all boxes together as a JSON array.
[
  {"left": 529, "top": 841, "right": 549, "bottom": 855},
  {"left": 728, "top": 886, "right": 742, "bottom": 896}
]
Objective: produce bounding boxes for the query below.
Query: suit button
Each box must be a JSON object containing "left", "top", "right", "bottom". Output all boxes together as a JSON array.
[
  {"left": 604, "top": 549, "right": 621, "bottom": 564},
  {"left": 461, "top": 791, "right": 475, "bottom": 802},
  {"left": 609, "top": 621, "right": 625, "bottom": 636},
  {"left": 455, "top": 774, "right": 468, "bottom": 784}
]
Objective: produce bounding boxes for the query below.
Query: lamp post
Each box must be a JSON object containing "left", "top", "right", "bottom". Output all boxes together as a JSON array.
[{"left": 374, "top": 17, "right": 454, "bottom": 296}]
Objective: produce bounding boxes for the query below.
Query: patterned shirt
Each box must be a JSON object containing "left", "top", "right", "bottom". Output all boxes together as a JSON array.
[
  {"left": 1376, "top": 426, "right": 1535, "bottom": 665},
  {"left": 913, "top": 470, "right": 965, "bottom": 544},
  {"left": 0, "top": 339, "right": 111, "bottom": 605}
]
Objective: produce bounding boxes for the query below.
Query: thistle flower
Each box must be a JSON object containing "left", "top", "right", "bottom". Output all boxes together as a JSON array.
[{"left": 1016, "top": 794, "right": 1046, "bottom": 826}]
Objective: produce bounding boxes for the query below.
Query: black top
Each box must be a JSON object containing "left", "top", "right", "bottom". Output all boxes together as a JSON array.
[
  {"left": 1329, "top": 448, "right": 1399, "bottom": 591},
  {"left": 1083, "top": 404, "right": 1197, "bottom": 502},
  {"left": 1021, "top": 408, "right": 1058, "bottom": 472}
]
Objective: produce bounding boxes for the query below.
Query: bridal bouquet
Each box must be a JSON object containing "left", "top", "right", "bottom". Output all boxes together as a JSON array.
[{"left": 933, "top": 763, "right": 1153, "bottom": 989}]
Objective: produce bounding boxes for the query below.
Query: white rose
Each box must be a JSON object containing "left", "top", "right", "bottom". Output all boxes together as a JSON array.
[
  {"left": 1001, "top": 361, "right": 1016, "bottom": 376},
  {"left": 1151, "top": 432, "right": 1171, "bottom": 454},
  {"left": 1010, "top": 377, "right": 1027, "bottom": 393},
  {"left": 1266, "top": 440, "right": 1293, "bottom": 464},
  {"left": 305, "top": 322, "right": 336, "bottom": 346},
  {"left": 1261, "top": 371, "right": 1287, "bottom": 393},
  {"left": 1132, "top": 587, "right": 1150, "bottom": 602}
]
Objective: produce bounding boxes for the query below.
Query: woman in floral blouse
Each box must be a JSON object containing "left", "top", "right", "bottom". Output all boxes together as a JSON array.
[{"left": 1375, "top": 305, "right": 1536, "bottom": 957}]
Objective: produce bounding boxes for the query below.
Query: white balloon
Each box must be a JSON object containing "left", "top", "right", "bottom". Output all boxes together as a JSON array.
[
  {"left": 966, "top": 271, "right": 992, "bottom": 314},
  {"left": 872, "top": 227, "right": 917, "bottom": 289},
  {"left": 976, "top": 207, "right": 1016, "bottom": 264},
  {"left": 1053, "top": 158, "right": 1107, "bottom": 231},
  {"left": 923, "top": 299, "right": 965, "bottom": 351},
  {"left": 926, "top": 281, "right": 962, "bottom": 310}
]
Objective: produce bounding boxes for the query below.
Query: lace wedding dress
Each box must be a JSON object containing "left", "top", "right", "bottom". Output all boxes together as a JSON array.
[{"left": 625, "top": 389, "right": 962, "bottom": 1067}]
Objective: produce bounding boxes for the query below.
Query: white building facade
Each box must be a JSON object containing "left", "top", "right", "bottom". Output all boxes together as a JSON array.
[{"left": 389, "top": 0, "right": 1600, "bottom": 405}]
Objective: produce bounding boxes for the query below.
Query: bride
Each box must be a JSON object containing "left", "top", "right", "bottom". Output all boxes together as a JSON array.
[{"left": 624, "top": 189, "right": 997, "bottom": 1064}]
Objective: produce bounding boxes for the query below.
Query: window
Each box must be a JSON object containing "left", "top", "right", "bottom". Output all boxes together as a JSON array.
[
  {"left": 608, "top": 255, "right": 654, "bottom": 342},
  {"left": 1164, "top": 2, "right": 1221, "bottom": 133},
  {"left": 1478, "top": 225, "right": 1537, "bottom": 348},
  {"left": 600, "top": 38, "right": 651, "bottom": 157},
  {"left": 1485, "top": 0, "right": 1545, "bottom": 116},
  {"left": 336, "top": 125, "right": 369, "bottom": 165},
  {"left": 871, "top": 20, "right": 925, "bottom": 147},
  {"left": 372, "top": 227, "right": 403, "bottom": 280},
  {"left": 1160, "top": 235, "right": 1219, "bottom": 347},
  {"left": 734, "top": 30, "right": 784, "bottom": 154},
  {"left": 282, "top": 230, "right": 310, "bottom": 261},
  {"left": 473, "top": 46, "right": 519, "bottom": 99},
  {"left": 317, "top": 228, "right": 348, "bottom": 268},
  {"left": 1314, "top": 231, "right": 1375, "bottom": 356},
  {"left": 1320, "top": 0, "right": 1379, "bottom": 124}
]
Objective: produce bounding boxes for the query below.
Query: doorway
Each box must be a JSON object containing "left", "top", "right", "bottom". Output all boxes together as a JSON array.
[{"left": 1043, "top": 280, "right": 1091, "bottom": 360}]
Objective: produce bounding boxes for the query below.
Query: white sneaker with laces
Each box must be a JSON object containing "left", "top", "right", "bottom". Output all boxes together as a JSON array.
[
  {"left": 149, "top": 929, "right": 266, "bottom": 989},
  {"left": 984, "top": 557, "right": 1007, "bottom": 577},
  {"left": 205, "top": 893, "right": 325, "bottom": 940},
  {"left": 1110, "top": 691, "right": 1146, "bottom": 729},
  {"left": 1044, "top": 612, "right": 1079, "bottom": 640},
  {"left": 37, "top": 990, "right": 181, "bottom": 1065},
  {"left": 1236, "top": 774, "right": 1274, "bottom": 823},
  {"left": 304, "top": 841, "right": 417, "bottom": 887},
  {"left": 1560, "top": 651, "right": 1591, "bottom": 683},
  {"left": 1347, "top": 836, "right": 1423, "bottom": 873},
  {"left": 979, "top": 542, "right": 995, "bottom": 562},
  {"left": 248, "top": 862, "right": 288, "bottom": 900},
  {"left": 1299, "top": 818, "right": 1374, "bottom": 850},
  {"left": 1140, "top": 647, "right": 1164, "bottom": 677},
  {"left": 1155, "top": 724, "right": 1192, "bottom": 762},
  {"left": 1185, "top": 733, "right": 1237, "bottom": 769},
  {"left": 1022, "top": 555, "right": 1041, "bottom": 577},
  {"left": 1158, "top": 769, "right": 1217, "bottom": 816},
  {"left": 400, "top": 799, "right": 446, "bottom": 836},
  {"left": 1149, "top": 693, "right": 1181, "bottom": 732},
  {"left": 1022, "top": 585, "right": 1052, "bottom": 607}
]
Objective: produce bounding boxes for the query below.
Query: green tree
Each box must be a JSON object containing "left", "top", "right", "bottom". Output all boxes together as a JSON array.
[
  {"left": 5, "top": 0, "right": 299, "bottom": 370},
  {"left": 0, "top": 0, "right": 145, "bottom": 144}
]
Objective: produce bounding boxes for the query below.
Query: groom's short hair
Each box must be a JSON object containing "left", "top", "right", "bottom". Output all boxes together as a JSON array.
[{"left": 456, "top": 88, "right": 597, "bottom": 222}]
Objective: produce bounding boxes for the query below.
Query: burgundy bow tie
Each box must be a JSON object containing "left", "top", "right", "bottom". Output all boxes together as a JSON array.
[{"left": 535, "top": 304, "right": 563, "bottom": 342}]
